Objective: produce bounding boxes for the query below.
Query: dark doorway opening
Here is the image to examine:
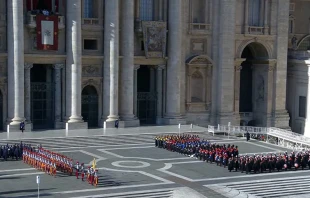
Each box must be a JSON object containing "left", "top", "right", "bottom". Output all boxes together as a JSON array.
[
  {"left": 137, "top": 66, "right": 157, "bottom": 125},
  {"left": 0, "top": 90, "right": 3, "bottom": 131},
  {"left": 31, "top": 64, "right": 55, "bottom": 130},
  {"left": 82, "top": 85, "right": 99, "bottom": 128},
  {"left": 240, "top": 46, "right": 253, "bottom": 112}
]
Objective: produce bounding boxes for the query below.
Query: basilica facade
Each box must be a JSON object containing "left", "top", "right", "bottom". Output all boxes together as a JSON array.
[{"left": 0, "top": 0, "right": 309, "bottom": 134}]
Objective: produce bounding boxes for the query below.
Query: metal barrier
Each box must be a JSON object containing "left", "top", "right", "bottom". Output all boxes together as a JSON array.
[{"left": 207, "top": 124, "right": 310, "bottom": 150}]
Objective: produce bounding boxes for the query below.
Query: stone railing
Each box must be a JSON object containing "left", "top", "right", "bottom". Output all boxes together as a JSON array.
[
  {"left": 82, "top": 18, "right": 100, "bottom": 25},
  {"left": 188, "top": 23, "right": 211, "bottom": 35},
  {"left": 288, "top": 50, "right": 310, "bottom": 60},
  {"left": 247, "top": 26, "right": 264, "bottom": 35},
  {"left": 207, "top": 124, "right": 310, "bottom": 150},
  {"left": 26, "top": 12, "right": 65, "bottom": 29}
]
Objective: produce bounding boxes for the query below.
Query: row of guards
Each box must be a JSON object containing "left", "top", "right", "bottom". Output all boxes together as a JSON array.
[
  {"left": 75, "top": 159, "right": 99, "bottom": 187},
  {"left": 23, "top": 148, "right": 99, "bottom": 187}
]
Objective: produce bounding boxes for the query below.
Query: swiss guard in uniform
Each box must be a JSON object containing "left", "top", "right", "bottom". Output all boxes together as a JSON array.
[
  {"left": 80, "top": 163, "right": 85, "bottom": 181},
  {"left": 75, "top": 162, "right": 80, "bottom": 179}
]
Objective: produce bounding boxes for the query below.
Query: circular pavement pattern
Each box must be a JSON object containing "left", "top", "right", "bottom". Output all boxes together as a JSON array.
[{"left": 111, "top": 161, "right": 151, "bottom": 169}]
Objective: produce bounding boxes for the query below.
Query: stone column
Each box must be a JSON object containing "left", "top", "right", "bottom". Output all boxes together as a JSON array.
[
  {"left": 164, "top": 0, "right": 186, "bottom": 124},
  {"left": 149, "top": 67, "right": 155, "bottom": 92},
  {"left": 133, "top": 65, "right": 140, "bottom": 117},
  {"left": 24, "top": 63, "right": 33, "bottom": 124},
  {"left": 266, "top": 61, "right": 276, "bottom": 127},
  {"left": 217, "top": 0, "right": 237, "bottom": 125},
  {"left": 7, "top": 0, "right": 26, "bottom": 129},
  {"left": 66, "top": 0, "right": 86, "bottom": 129},
  {"left": 119, "top": 0, "right": 139, "bottom": 127},
  {"left": 304, "top": 61, "right": 310, "bottom": 137},
  {"left": 264, "top": 0, "right": 269, "bottom": 34},
  {"left": 244, "top": 0, "right": 249, "bottom": 34},
  {"left": 234, "top": 59, "right": 245, "bottom": 114},
  {"left": 273, "top": 0, "right": 290, "bottom": 129},
  {"left": 53, "top": 64, "right": 64, "bottom": 129},
  {"left": 156, "top": 65, "right": 165, "bottom": 124},
  {"left": 104, "top": 0, "right": 119, "bottom": 124}
]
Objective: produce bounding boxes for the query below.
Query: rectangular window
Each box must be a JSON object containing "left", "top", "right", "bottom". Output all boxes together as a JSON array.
[
  {"left": 26, "top": 0, "right": 59, "bottom": 13},
  {"left": 140, "top": 0, "right": 154, "bottom": 21},
  {"left": 84, "top": 0, "right": 93, "bottom": 18},
  {"left": 248, "top": 0, "right": 261, "bottom": 26},
  {"left": 289, "top": 20, "right": 294, "bottom": 34},
  {"left": 84, "top": 39, "right": 97, "bottom": 50},
  {"left": 299, "top": 96, "right": 306, "bottom": 118}
]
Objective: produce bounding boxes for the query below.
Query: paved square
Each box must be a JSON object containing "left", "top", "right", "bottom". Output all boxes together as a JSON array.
[{"left": 0, "top": 126, "right": 308, "bottom": 198}]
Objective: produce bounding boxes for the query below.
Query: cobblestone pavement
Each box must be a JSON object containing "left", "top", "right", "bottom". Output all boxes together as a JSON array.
[{"left": 0, "top": 126, "right": 307, "bottom": 198}]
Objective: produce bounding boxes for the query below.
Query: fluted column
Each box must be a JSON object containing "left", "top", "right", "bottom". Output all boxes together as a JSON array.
[
  {"left": 53, "top": 64, "right": 64, "bottom": 128},
  {"left": 24, "top": 63, "right": 33, "bottom": 124},
  {"left": 66, "top": 0, "right": 85, "bottom": 127},
  {"left": 164, "top": 0, "right": 185, "bottom": 124},
  {"left": 156, "top": 65, "right": 165, "bottom": 124},
  {"left": 119, "top": 0, "right": 138, "bottom": 127},
  {"left": 105, "top": 0, "right": 119, "bottom": 122},
  {"left": 133, "top": 65, "right": 140, "bottom": 117},
  {"left": 8, "top": 0, "right": 25, "bottom": 126}
]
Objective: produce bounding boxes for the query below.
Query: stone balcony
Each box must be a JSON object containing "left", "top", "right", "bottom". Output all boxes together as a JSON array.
[
  {"left": 245, "top": 26, "right": 267, "bottom": 35},
  {"left": 26, "top": 11, "right": 65, "bottom": 29},
  {"left": 188, "top": 23, "right": 211, "bottom": 35},
  {"left": 239, "top": 112, "right": 254, "bottom": 124}
]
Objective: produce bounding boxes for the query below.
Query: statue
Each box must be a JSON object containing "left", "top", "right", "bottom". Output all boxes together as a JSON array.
[{"left": 291, "top": 35, "right": 298, "bottom": 50}]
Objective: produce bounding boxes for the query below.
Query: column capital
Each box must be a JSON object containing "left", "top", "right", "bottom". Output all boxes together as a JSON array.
[
  {"left": 234, "top": 58, "right": 246, "bottom": 67},
  {"left": 24, "top": 63, "right": 33, "bottom": 70},
  {"left": 235, "top": 65, "right": 242, "bottom": 72},
  {"left": 156, "top": 64, "right": 166, "bottom": 70},
  {"left": 53, "top": 64, "right": 65, "bottom": 70},
  {"left": 134, "top": 65, "right": 140, "bottom": 70},
  {"left": 268, "top": 59, "right": 277, "bottom": 67},
  {"left": 268, "top": 64, "right": 276, "bottom": 72}
]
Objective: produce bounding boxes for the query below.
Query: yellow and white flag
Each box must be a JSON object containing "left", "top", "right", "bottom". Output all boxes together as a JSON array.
[{"left": 92, "top": 158, "right": 96, "bottom": 169}]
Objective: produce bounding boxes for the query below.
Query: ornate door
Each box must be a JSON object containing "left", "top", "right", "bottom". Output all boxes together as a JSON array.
[
  {"left": 31, "top": 83, "right": 55, "bottom": 129},
  {"left": 137, "top": 92, "right": 157, "bottom": 125},
  {"left": 82, "top": 86, "right": 99, "bottom": 128}
]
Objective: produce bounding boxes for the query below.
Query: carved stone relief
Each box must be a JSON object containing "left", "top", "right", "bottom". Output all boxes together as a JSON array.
[
  {"left": 82, "top": 65, "right": 101, "bottom": 77},
  {"left": 191, "top": 39, "right": 207, "bottom": 54},
  {"left": 82, "top": 78, "right": 101, "bottom": 92}
]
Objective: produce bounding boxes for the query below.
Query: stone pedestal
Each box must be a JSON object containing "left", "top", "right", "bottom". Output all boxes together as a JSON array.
[
  {"left": 66, "top": 122, "right": 87, "bottom": 130},
  {"left": 273, "top": 110, "right": 290, "bottom": 129},
  {"left": 7, "top": 123, "right": 32, "bottom": 132}
]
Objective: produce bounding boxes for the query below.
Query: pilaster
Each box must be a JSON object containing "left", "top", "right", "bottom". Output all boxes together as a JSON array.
[
  {"left": 156, "top": 65, "right": 165, "bottom": 124},
  {"left": 24, "top": 63, "right": 33, "bottom": 126},
  {"left": 234, "top": 59, "right": 245, "bottom": 125},
  {"left": 266, "top": 60, "right": 276, "bottom": 127},
  {"left": 53, "top": 64, "right": 64, "bottom": 129},
  {"left": 304, "top": 63, "right": 310, "bottom": 137}
]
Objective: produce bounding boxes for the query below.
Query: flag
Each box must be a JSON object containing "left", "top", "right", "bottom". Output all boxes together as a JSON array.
[{"left": 92, "top": 158, "right": 96, "bottom": 169}]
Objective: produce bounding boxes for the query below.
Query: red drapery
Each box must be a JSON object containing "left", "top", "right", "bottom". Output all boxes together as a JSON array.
[
  {"left": 36, "top": 15, "right": 59, "bottom": 50},
  {"left": 26, "top": 0, "right": 59, "bottom": 12}
]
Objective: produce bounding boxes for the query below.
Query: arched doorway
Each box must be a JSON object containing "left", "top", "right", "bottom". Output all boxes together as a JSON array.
[
  {"left": 239, "top": 42, "right": 269, "bottom": 126},
  {"left": 82, "top": 85, "right": 99, "bottom": 128},
  {"left": 0, "top": 90, "right": 3, "bottom": 131}
]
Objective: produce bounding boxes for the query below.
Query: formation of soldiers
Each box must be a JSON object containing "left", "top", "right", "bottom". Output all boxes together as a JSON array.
[
  {"left": 155, "top": 134, "right": 310, "bottom": 174},
  {"left": 75, "top": 162, "right": 99, "bottom": 187},
  {"left": 23, "top": 147, "right": 74, "bottom": 177},
  {"left": 0, "top": 143, "right": 24, "bottom": 161}
]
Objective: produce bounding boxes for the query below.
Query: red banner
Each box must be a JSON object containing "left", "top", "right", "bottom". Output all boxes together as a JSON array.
[{"left": 36, "top": 15, "right": 58, "bottom": 50}]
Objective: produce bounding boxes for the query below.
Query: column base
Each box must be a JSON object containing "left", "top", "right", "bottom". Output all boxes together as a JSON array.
[
  {"left": 118, "top": 119, "right": 140, "bottom": 128},
  {"left": 162, "top": 117, "right": 187, "bottom": 125},
  {"left": 156, "top": 117, "right": 164, "bottom": 125},
  {"left": 65, "top": 122, "right": 88, "bottom": 130},
  {"left": 7, "top": 123, "right": 32, "bottom": 132},
  {"left": 54, "top": 121, "right": 64, "bottom": 129},
  {"left": 272, "top": 110, "right": 291, "bottom": 130},
  {"left": 266, "top": 114, "right": 273, "bottom": 127}
]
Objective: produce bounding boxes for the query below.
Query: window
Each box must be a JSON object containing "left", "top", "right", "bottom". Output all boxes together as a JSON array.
[
  {"left": 84, "top": 0, "right": 93, "bottom": 18},
  {"left": 299, "top": 96, "right": 306, "bottom": 118},
  {"left": 289, "top": 17, "right": 294, "bottom": 34},
  {"left": 84, "top": 39, "right": 97, "bottom": 50},
  {"left": 191, "top": 0, "right": 206, "bottom": 23},
  {"left": 140, "top": 0, "right": 154, "bottom": 21},
  {"left": 26, "top": 0, "right": 59, "bottom": 13},
  {"left": 248, "top": 0, "right": 262, "bottom": 26}
]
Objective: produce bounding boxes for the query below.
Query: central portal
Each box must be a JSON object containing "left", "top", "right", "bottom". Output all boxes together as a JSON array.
[
  {"left": 31, "top": 64, "right": 55, "bottom": 129},
  {"left": 137, "top": 66, "right": 157, "bottom": 125}
]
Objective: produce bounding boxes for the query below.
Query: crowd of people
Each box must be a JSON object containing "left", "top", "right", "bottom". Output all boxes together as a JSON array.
[
  {"left": 155, "top": 134, "right": 310, "bottom": 174},
  {"left": 0, "top": 143, "right": 24, "bottom": 161}
]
